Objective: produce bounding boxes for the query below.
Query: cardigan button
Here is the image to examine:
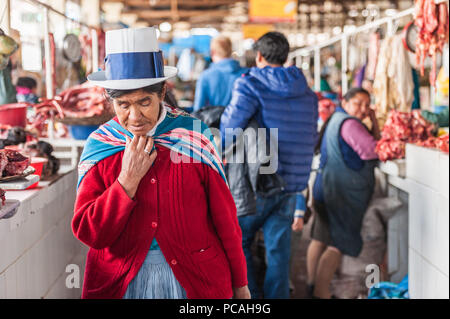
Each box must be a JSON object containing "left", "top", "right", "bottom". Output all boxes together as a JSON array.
[
  {"left": 151, "top": 178, "right": 157, "bottom": 184},
  {"left": 171, "top": 259, "right": 177, "bottom": 265},
  {"left": 151, "top": 222, "right": 158, "bottom": 228}
]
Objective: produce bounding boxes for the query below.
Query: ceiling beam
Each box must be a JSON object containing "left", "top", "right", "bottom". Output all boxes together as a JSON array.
[
  {"left": 171, "top": 0, "right": 179, "bottom": 20},
  {"left": 102, "top": 0, "right": 243, "bottom": 7},
  {"left": 124, "top": 8, "right": 230, "bottom": 19}
]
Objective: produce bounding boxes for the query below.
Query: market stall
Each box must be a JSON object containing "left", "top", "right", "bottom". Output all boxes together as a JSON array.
[
  {"left": 0, "top": 169, "right": 87, "bottom": 299},
  {"left": 291, "top": 0, "right": 449, "bottom": 299},
  {"left": 0, "top": 0, "right": 103, "bottom": 298},
  {"left": 0, "top": 0, "right": 448, "bottom": 300}
]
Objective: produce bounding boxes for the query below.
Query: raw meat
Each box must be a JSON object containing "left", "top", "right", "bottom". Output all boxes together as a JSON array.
[
  {"left": 376, "top": 138, "right": 406, "bottom": 162},
  {"left": 373, "top": 35, "right": 415, "bottom": 128},
  {"left": 28, "top": 82, "right": 112, "bottom": 137},
  {"left": 416, "top": 134, "right": 449, "bottom": 153},
  {"left": 366, "top": 32, "right": 381, "bottom": 81},
  {"left": 415, "top": 0, "right": 449, "bottom": 86},
  {"left": 0, "top": 149, "right": 30, "bottom": 177},
  {"left": 375, "top": 110, "right": 436, "bottom": 161}
]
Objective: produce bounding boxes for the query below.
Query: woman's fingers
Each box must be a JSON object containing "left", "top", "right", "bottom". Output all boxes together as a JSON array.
[
  {"left": 137, "top": 135, "right": 148, "bottom": 151},
  {"left": 127, "top": 135, "right": 138, "bottom": 150},
  {"left": 145, "top": 137, "right": 154, "bottom": 153}
]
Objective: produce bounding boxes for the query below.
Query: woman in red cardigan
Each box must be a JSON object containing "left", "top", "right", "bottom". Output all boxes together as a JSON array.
[{"left": 72, "top": 27, "right": 249, "bottom": 299}]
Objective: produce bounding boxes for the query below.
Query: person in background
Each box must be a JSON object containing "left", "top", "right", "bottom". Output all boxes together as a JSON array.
[
  {"left": 0, "top": 60, "right": 17, "bottom": 105},
  {"left": 193, "top": 35, "right": 247, "bottom": 111},
  {"left": 16, "top": 76, "right": 38, "bottom": 104},
  {"left": 307, "top": 87, "right": 381, "bottom": 299},
  {"left": 220, "top": 32, "right": 318, "bottom": 299}
]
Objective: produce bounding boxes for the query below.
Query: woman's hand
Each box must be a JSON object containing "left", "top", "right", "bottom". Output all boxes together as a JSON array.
[
  {"left": 368, "top": 108, "right": 381, "bottom": 140},
  {"left": 118, "top": 135, "right": 157, "bottom": 199},
  {"left": 233, "top": 285, "right": 251, "bottom": 299}
]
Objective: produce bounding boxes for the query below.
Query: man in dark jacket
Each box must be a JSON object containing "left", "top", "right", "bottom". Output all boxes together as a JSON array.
[{"left": 220, "top": 32, "right": 318, "bottom": 299}]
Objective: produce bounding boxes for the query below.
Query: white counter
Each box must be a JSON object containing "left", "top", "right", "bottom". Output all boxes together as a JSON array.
[
  {"left": 379, "top": 145, "right": 449, "bottom": 299},
  {"left": 405, "top": 144, "right": 449, "bottom": 299},
  {"left": 0, "top": 169, "right": 88, "bottom": 299}
]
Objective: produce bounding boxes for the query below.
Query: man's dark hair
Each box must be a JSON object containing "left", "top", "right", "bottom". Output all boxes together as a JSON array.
[
  {"left": 343, "top": 87, "right": 370, "bottom": 102},
  {"left": 16, "top": 77, "right": 37, "bottom": 90},
  {"left": 253, "top": 32, "right": 290, "bottom": 65},
  {"left": 105, "top": 81, "right": 166, "bottom": 100}
]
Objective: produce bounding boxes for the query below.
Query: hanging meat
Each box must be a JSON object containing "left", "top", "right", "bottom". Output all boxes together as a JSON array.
[
  {"left": 79, "top": 28, "right": 106, "bottom": 75},
  {"left": 373, "top": 35, "right": 415, "bottom": 129},
  {"left": 28, "top": 82, "right": 112, "bottom": 137},
  {"left": 366, "top": 32, "right": 381, "bottom": 81},
  {"left": 0, "top": 149, "right": 30, "bottom": 177},
  {"left": 415, "top": 0, "right": 449, "bottom": 86},
  {"left": 375, "top": 110, "right": 436, "bottom": 161}
]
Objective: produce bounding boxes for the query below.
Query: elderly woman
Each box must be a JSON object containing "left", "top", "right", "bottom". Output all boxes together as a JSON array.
[
  {"left": 72, "top": 27, "right": 249, "bottom": 299},
  {"left": 306, "top": 87, "right": 381, "bottom": 299}
]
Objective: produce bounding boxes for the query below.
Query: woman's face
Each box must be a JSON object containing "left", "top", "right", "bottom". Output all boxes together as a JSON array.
[
  {"left": 341, "top": 93, "right": 371, "bottom": 120},
  {"left": 112, "top": 88, "right": 164, "bottom": 136}
]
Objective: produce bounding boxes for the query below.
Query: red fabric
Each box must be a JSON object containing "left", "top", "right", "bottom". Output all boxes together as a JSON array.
[{"left": 72, "top": 145, "right": 247, "bottom": 299}]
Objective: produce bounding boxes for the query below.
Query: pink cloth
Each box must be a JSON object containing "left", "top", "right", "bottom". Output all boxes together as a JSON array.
[
  {"left": 16, "top": 86, "right": 32, "bottom": 95},
  {"left": 341, "top": 119, "right": 378, "bottom": 160}
]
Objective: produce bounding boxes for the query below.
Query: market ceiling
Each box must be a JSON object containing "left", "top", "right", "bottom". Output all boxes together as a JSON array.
[{"left": 100, "top": 0, "right": 413, "bottom": 30}]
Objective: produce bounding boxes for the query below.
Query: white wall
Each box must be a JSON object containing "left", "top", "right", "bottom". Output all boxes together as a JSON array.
[{"left": 0, "top": 170, "right": 88, "bottom": 299}]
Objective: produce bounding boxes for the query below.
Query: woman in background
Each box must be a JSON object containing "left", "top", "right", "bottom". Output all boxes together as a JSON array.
[{"left": 306, "top": 87, "right": 381, "bottom": 299}]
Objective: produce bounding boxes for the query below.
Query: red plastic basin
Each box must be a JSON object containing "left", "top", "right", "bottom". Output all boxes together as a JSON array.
[
  {"left": 27, "top": 157, "right": 48, "bottom": 189},
  {"left": 0, "top": 103, "right": 29, "bottom": 127}
]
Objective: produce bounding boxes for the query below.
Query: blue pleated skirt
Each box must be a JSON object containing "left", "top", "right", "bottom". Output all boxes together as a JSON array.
[{"left": 123, "top": 249, "right": 187, "bottom": 299}]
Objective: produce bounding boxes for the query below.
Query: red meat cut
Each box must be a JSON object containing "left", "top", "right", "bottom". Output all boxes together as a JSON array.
[
  {"left": 376, "top": 110, "right": 436, "bottom": 161},
  {"left": 0, "top": 149, "right": 30, "bottom": 177}
]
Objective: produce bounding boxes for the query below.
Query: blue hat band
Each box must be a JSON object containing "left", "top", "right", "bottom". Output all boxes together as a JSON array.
[{"left": 105, "top": 51, "right": 165, "bottom": 80}]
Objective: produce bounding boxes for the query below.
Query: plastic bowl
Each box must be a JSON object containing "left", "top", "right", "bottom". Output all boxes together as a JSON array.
[
  {"left": 27, "top": 157, "right": 48, "bottom": 189},
  {"left": 0, "top": 103, "right": 28, "bottom": 127},
  {"left": 68, "top": 125, "right": 99, "bottom": 140}
]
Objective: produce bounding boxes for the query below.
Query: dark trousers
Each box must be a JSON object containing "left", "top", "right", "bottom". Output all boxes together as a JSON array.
[{"left": 238, "top": 192, "right": 296, "bottom": 299}]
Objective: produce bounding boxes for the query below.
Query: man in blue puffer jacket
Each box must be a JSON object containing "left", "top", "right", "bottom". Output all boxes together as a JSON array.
[{"left": 220, "top": 32, "right": 318, "bottom": 299}]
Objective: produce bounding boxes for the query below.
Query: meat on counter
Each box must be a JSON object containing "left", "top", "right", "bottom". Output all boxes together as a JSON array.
[{"left": 0, "top": 149, "right": 30, "bottom": 177}]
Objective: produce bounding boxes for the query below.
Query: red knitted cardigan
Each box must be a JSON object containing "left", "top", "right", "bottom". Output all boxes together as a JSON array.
[{"left": 72, "top": 144, "right": 247, "bottom": 299}]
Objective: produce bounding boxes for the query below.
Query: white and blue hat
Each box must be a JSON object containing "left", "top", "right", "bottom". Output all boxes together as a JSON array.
[{"left": 87, "top": 27, "right": 177, "bottom": 90}]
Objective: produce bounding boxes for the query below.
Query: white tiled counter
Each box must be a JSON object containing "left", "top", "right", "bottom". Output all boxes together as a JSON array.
[
  {"left": 0, "top": 169, "right": 88, "bottom": 299},
  {"left": 378, "top": 144, "right": 449, "bottom": 299},
  {"left": 406, "top": 144, "right": 449, "bottom": 299}
]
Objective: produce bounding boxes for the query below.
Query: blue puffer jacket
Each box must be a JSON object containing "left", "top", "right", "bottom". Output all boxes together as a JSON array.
[
  {"left": 220, "top": 66, "right": 318, "bottom": 195},
  {"left": 193, "top": 58, "right": 247, "bottom": 111}
]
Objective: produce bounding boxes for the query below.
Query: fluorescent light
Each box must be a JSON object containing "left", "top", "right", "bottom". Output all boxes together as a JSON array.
[
  {"left": 333, "top": 26, "right": 342, "bottom": 35},
  {"left": 349, "top": 9, "right": 359, "bottom": 17},
  {"left": 159, "top": 22, "right": 172, "bottom": 32},
  {"left": 385, "top": 9, "right": 398, "bottom": 17}
]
